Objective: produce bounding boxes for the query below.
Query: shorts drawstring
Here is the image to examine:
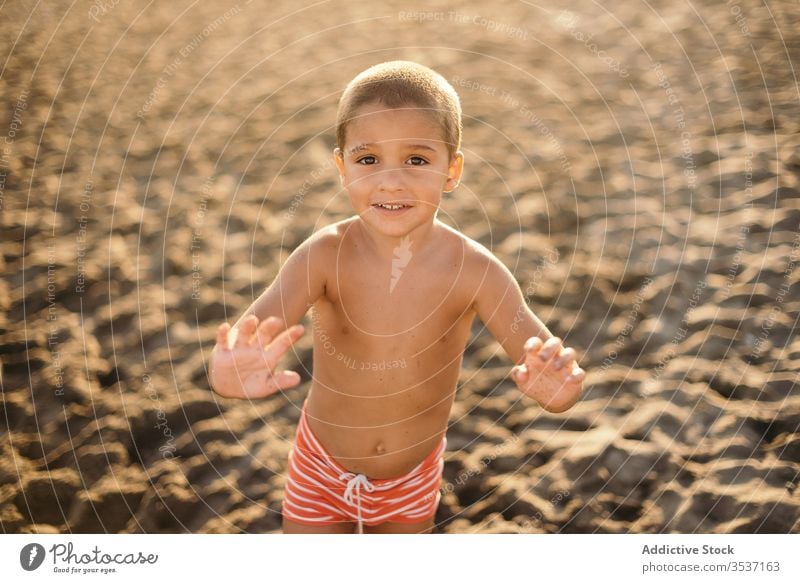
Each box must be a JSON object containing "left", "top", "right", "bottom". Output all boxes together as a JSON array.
[
  {"left": 340, "top": 472, "right": 375, "bottom": 534},
  {"left": 282, "top": 401, "right": 446, "bottom": 530}
]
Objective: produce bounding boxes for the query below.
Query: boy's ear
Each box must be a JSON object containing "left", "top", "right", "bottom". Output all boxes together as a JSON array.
[
  {"left": 443, "top": 151, "right": 464, "bottom": 193},
  {"left": 333, "top": 148, "right": 346, "bottom": 185}
]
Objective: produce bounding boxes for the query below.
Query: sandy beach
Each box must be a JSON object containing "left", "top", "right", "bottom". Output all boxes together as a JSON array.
[{"left": 1, "top": 0, "right": 798, "bottom": 533}]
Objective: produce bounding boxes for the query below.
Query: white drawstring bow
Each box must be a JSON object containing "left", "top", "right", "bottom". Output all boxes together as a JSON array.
[{"left": 340, "top": 472, "right": 375, "bottom": 534}]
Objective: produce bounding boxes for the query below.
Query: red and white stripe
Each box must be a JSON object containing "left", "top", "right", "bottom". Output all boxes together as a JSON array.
[{"left": 282, "top": 403, "right": 446, "bottom": 532}]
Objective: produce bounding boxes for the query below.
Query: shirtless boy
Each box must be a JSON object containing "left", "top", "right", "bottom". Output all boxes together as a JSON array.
[{"left": 209, "top": 61, "right": 586, "bottom": 534}]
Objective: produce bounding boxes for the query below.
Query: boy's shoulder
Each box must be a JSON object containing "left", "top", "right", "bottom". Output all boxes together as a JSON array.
[
  {"left": 300, "top": 216, "right": 368, "bottom": 266},
  {"left": 303, "top": 217, "right": 500, "bottom": 272},
  {"left": 433, "top": 221, "right": 517, "bottom": 312},
  {"left": 302, "top": 217, "right": 356, "bottom": 252},
  {"left": 434, "top": 220, "right": 502, "bottom": 269}
]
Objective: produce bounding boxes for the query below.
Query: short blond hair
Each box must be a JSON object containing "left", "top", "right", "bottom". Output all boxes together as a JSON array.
[{"left": 336, "top": 61, "right": 462, "bottom": 159}]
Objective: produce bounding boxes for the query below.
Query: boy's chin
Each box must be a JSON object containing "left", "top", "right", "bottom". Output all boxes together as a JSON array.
[{"left": 361, "top": 211, "right": 434, "bottom": 238}]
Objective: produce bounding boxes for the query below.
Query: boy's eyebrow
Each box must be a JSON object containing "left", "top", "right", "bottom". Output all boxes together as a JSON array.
[{"left": 347, "top": 142, "right": 438, "bottom": 155}]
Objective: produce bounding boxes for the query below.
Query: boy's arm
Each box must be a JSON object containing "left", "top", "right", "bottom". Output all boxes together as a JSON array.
[
  {"left": 230, "top": 229, "right": 332, "bottom": 333},
  {"left": 471, "top": 248, "right": 584, "bottom": 413},
  {"left": 209, "top": 230, "right": 333, "bottom": 398}
]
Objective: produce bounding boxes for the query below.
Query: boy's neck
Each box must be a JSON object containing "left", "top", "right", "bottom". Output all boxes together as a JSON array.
[{"left": 354, "top": 216, "right": 439, "bottom": 261}]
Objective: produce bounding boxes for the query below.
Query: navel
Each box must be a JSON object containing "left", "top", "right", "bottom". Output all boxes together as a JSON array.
[{"left": 375, "top": 442, "right": 386, "bottom": 455}]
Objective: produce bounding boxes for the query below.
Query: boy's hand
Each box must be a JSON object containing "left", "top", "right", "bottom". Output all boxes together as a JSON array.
[
  {"left": 510, "top": 336, "right": 585, "bottom": 413},
  {"left": 210, "top": 315, "right": 305, "bottom": 399}
]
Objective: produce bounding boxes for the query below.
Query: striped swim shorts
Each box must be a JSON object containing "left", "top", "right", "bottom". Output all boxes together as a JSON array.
[{"left": 282, "top": 401, "right": 446, "bottom": 533}]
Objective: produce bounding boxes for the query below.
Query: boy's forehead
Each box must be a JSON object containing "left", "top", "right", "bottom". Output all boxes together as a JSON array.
[
  {"left": 345, "top": 106, "right": 446, "bottom": 151},
  {"left": 346, "top": 141, "right": 439, "bottom": 155}
]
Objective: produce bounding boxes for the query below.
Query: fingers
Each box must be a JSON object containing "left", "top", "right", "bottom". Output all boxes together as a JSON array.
[
  {"left": 216, "top": 322, "right": 231, "bottom": 350},
  {"left": 255, "top": 316, "right": 283, "bottom": 348},
  {"left": 523, "top": 336, "right": 584, "bottom": 374},
  {"left": 523, "top": 336, "right": 564, "bottom": 362},
  {"left": 523, "top": 336, "right": 543, "bottom": 354},
  {"left": 511, "top": 364, "right": 529, "bottom": 384},
  {"left": 566, "top": 368, "right": 586, "bottom": 383},
  {"left": 262, "top": 324, "right": 305, "bottom": 365},
  {"left": 265, "top": 370, "right": 302, "bottom": 392},
  {"left": 553, "top": 347, "right": 576, "bottom": 370},
  {"left": 536, "top": 337, "right": 562, "bottom": 361},
  {"left": 241, "top": 368, "right": 303, "bottom": 399},
  {"left": 234, "top": 315, "right": 259, "bottom": 348}
]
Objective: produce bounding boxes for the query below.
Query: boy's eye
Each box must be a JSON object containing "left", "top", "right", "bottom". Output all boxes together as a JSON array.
[
  {"left": 407, "top": 156, "right": 428, "bottom": 166},
  {"left": 357, "top": 155, "right": 377, "bottom": 165}
]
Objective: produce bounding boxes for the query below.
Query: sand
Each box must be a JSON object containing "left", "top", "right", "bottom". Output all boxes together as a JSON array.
[{"left": 1, "top": 0, "right": 798, "bottom": 533}]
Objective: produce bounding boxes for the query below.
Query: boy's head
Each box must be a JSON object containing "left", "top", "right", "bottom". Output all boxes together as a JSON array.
[
  {"left": 335, "top": 60, "right": 462, "bottom": 160},
  {"left": 333, "top": 61, "right": 465, "bottom": 238}
]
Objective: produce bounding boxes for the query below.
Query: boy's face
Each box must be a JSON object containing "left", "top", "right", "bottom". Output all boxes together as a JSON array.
[{"left": 334, "top": 103, "right": 463, "bottom": 239}]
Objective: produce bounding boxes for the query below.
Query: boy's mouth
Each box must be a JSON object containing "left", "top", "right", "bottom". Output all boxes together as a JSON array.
[{"left": 372, "top": 202, "right": 413, "bottom": 212}]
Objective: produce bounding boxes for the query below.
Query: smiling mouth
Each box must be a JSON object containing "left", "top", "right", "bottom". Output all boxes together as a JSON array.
[{"left": 372, "top": 202, "right": 412, "bottom": 210}]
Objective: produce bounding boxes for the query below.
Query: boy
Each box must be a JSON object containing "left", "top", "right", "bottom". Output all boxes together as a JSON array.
[{"left": 209, "top": 61, "right": 585, "bottom": 534}]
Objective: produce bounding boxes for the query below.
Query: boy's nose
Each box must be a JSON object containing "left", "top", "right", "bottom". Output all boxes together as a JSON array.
[{"left": 376, "top": 167, "right": 407, "bottom": 192}]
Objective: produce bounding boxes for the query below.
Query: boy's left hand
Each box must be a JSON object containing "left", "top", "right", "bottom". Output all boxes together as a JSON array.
[{"left": 510, "top": 336, "right": 585, "bottom": 412}]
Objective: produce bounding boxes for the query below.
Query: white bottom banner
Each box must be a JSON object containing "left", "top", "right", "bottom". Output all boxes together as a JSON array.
[{"left": 2, "top": 534, "right": 797, "bottom": 582}]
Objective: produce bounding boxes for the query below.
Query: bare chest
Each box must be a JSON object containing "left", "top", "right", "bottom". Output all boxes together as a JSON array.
[{"left": 325, "top": 249, "right": 470, "bottom": 337}]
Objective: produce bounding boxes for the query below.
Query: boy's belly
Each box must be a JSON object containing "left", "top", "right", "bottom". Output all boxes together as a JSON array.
[
  {"left": 305, "top": 382, "right": 456, "bottom": 479},
  {"left": 303, "top": 300, "right": 475, "bottom": 478}
]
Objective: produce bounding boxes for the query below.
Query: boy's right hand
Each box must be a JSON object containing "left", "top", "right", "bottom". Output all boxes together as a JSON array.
[{"left": 210, "top": 315, "right": 305, "bottom": 399}]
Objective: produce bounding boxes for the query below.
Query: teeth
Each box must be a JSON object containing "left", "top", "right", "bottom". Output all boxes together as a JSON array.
[{"left": 376, "top": 203, "right": 406, "bottom": 210}]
